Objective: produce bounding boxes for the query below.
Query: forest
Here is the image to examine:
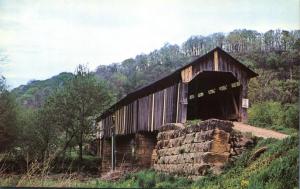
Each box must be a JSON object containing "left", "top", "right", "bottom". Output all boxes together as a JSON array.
[{"left": 0, "top": 29, "right": 299, "bottom": 188}]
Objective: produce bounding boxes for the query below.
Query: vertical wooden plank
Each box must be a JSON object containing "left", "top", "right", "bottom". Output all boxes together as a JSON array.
[
  {"left": 138, "top": 96, "right": 149, "bottom": 131},
  {"left": 138, "top": 98, "right": 142, "bottom": 131},
  {"left": 149, "top": 95, "right": 152, "bottom": 131},
  {"left": 115, "top": 111, "right": 117, "bottom": 135},
  {"left": 232, "top": 92, "right": 238, "bottom": 114},
  {"left": 154, "top": 90, "right": 163, "bottom": 130},
  {"left": 129, "top": 103, "right": 132, "bottom": 134},
  {"left": 179, "top": 82, "right": 188, "bottom": 123},
  {"left": 165, "top": 87, "right": 169, "bottom": 123},
  {"left": 170, "top": 85, "right": 177, "bottom": 123},
  {"left": 116, "top": 109, "right": 118, "bottom": 135},
  {"left": 126, "top": 104, "right": 129, "bottom": 134},
  {"left": 214, "top": 50, "right": 219, "bottom": 71},
  {"left": 123, "top": 106, "right": 126, "bottom": 134},
  {"left": 162, "top": 89, "right": 166, "bottom": 124},
  {"left": 223, "top": 56, "right": 228, "bottom": 72},
  {"left": 176, "top": 82, "right": 180, "bottom": 122},
  {"left": 151, "top": 93, "right": 155, "bottom": 131},
  {"left": 117, "top": 110, "right": 120, "bottom": 135},
  {"left": 240, "top": 77, "right": 249, "bottom": 123},
  {"left": 135, "top": 100, "right": 138, "bottom": 132},
  {"left": 122, "top": 107, "right": 124, "bottom": 134},
  {"left": 118, "top": 109, "right": 120, "bottom": 135},
  {"left": 167, "top": 86, "right": 171, "bottom": 123},
  {"left": 181, "top": 66, "right": 192, "bottom": 83},
  {"left": 138, "top": 98, "right": 141, "bottom": 131}
]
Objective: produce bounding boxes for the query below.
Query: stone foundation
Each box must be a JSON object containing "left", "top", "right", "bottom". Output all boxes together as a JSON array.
[
  {"left": 100, "top": 132, "right": 157, "bottom": 174},
  {"left": 153, "top": 119, "right": 252, "bottom": 178},
  {"left": 100, "top": 119, "right": 253, "bottom": 177}
]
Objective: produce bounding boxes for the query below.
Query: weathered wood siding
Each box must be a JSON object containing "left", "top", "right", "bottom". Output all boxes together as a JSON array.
[
  {"left": 190, "top": 51, "right": 249, "bottom": 121},
  {"left": 99, "top": 49, "right": 253, "bottom": 137},
  {"left": 102, "top": 82, "right": 185, "bottom": 138}
]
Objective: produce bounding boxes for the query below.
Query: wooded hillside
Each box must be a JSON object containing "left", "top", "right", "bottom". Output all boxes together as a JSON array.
[{"left": 13, "top": 29, "right": 300, "bottom": 107}]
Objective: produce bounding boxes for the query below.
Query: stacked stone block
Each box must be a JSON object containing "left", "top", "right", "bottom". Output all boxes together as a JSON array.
[{"left": 153, "top": 119, "right": 233, "bottom": 177}]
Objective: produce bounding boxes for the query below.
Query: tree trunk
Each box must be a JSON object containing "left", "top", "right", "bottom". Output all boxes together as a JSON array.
[
  {"left": 79, "top": 103, "right": 85, "bottom": 163},
  {"left": 289, "top": 65, "right": 293, "bottom": 80},
  {"left": 79, "top": 129, "right": 83, "bottom": 162},
  {"left": 60, "top": 133, "right": 75, "bottom": 156}
]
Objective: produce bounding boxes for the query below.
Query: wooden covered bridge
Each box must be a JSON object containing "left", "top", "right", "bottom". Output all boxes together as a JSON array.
[{"left": 96, "top": 47, "right": 258, "bottom": 172}]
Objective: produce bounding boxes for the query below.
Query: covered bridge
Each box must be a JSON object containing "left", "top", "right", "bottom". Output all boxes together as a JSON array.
[{"left": 96, "top": 47, "right": 257, "bottom": 172}]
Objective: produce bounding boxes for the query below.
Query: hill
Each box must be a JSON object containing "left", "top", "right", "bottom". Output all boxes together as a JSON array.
[
  {"left": 11, "top": 29, "right": 300, "bottom": 109},
  {"left": 12, "top": 72, "right": 73, "bottom": 108}
]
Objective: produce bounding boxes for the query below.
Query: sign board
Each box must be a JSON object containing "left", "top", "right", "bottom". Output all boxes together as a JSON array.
[{"left": 242, "top": 98, "right": 249, "bottom": 108}]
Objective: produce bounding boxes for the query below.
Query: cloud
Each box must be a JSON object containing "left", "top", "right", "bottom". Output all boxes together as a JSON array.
[{"left": 0, "top": 0, "right": 299, "bottom": 88}]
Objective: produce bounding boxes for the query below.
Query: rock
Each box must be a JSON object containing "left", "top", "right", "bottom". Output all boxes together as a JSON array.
[
  {"left": 238, "top": 136, "right": 254, "bottom": 147},
  {"left": 183, "top": 133, "right": 195, "bottom": 144},
  {"left": 193, "top": 164, "right": 210, "bottom": 175},
  {"left": 193, "top": 141, "right": 212, "bottom": 152},
  {"left": 153, "top": 119, "right": 240, "bottom": 178},
  {"left": 162, "top": 140, "right": 169, "bottom": 148},
  {"left": 159, "top": 123, "right": 184, "bottom": 132},
  {"left": 194, "top": 130, "right": 214, "bottom": 142},
  {"left": 211, "top": 128, "right": 231, "bottom": 153},
  {"left": 250, "top": 147, "right": 267, "bottom": 161},
  {"left": 202, "top": 152, "right": 230, "bottom": 164}
]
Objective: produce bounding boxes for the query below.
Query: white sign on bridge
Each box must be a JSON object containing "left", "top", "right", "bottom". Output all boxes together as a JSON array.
[{"left": 242, "top": 98, "right": 249, "bottom": 108}]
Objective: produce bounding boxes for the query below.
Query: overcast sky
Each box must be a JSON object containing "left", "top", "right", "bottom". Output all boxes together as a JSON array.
[{"left": 0, "top": 0, "right": 299, "bottom": 88}]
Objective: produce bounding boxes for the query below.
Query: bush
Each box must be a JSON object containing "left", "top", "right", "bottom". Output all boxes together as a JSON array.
[
  {"left": 248, "top": 101, "right": 298, "bottom": 134},
  {"left": 282, "top": 104, "right": 299, "bottom": 129}
]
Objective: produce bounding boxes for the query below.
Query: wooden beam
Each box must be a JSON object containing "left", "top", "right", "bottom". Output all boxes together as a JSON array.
[
  {"left": 151, "top": 93, "right": 154, "bottom": 131},
  {"left": 181, "top": 66, "right": 192, "bottom": 83},
  {"left": 232, "top": 93, "right": 238, "bottom": 115},
  {"left": 214, "top": 50, "right": 219, "bottom": 71},
  {"left": 176, "top": 82, "right": 180, "bottom": 122},
  {"left": 123, "top": 106, "right": 126, "bottom": 134},
  {"left": 162, "top": 89, "right": 166, "bottom": 124},
  {"left": 148, "top": 96, "right": 151, "bottom": 131}
]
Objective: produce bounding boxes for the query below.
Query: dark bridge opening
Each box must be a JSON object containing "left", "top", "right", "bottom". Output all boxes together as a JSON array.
[{"left": 187, "top": 71, "right": 241, "bottom": 121}]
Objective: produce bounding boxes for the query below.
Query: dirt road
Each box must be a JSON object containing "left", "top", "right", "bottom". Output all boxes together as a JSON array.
[{"left": 233, "top": 122, "right": 289, "bottom": 140}]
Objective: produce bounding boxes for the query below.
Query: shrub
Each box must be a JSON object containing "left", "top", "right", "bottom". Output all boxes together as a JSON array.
[
  {"left": 282, "top": 104, "right": 299, "bottom": 129},
  {"left": 248, "top": 101, "right": 299, "bottom": 134},
  {"left": 248, "top": 101, "right": 281, "bottom": 128}
]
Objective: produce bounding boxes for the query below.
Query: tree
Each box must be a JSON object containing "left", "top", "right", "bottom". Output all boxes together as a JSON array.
[
  {"left": 0, "top": 76, "right": 17, "bottom": 152},
  {"left": 67, "top": 65, "right": 113, "bottom": 161},
  {"left": 21, "top": 65, "right": 114, "bottom": 161}
]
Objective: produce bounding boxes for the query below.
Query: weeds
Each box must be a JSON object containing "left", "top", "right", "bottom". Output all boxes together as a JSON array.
[{"left": 1, "top": 135, "right": 298, "bottom": 188}]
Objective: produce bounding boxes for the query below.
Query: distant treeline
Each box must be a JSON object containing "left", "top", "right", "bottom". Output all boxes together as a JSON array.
[{"left": 95, "top": 29, "right": 300, "bottom": 99}]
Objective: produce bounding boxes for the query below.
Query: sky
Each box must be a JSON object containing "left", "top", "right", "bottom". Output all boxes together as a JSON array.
[{"left": 0, "top": 0, "right": 299, "bottom": 88}]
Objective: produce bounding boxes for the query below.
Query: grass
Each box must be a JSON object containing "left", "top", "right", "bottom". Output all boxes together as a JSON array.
[
  {"left": 186, "top": 119, "right": 202, "bottom": 126},
  {"left": 1, "top": 135, "right": 298, "bottom": 188},
  {"left": 190, "top": 134, "right": 299, "bottom": 189}
]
